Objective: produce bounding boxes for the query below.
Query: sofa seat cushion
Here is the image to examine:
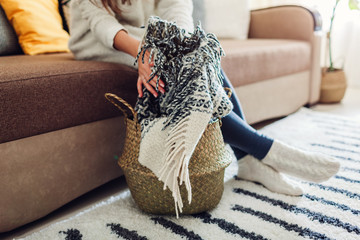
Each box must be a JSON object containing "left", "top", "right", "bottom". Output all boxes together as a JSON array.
[
  {"left": 0, "top": 53, "right": 138, "bottom": 144},
  {"left": 220, "top": 39, "right": 311, "bottom": 87}
]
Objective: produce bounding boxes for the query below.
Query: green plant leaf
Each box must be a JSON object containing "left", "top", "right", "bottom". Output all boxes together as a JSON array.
[{"left": 349, "top": 0, "right": 360, "bottom": 10}]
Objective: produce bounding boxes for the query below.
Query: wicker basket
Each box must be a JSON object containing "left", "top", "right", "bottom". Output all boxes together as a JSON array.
[
  {"left": 320, "top": 68, "right": 347, "bottom": 103},
  {"left": 105, "top": 93, "right": 233, "bottom": 215}
]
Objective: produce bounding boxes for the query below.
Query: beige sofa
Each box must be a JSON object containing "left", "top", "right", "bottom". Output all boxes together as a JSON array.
[
  {"left": 221, "top": 6, "right": 322, "bottom": 124},
  {"left": 0, "top": 5, "right": 322, "bottom": 232}
]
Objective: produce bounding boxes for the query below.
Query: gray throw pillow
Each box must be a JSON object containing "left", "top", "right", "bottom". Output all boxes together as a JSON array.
[{"left": 0, "top": 5, "right": 23, "bottom": 56}]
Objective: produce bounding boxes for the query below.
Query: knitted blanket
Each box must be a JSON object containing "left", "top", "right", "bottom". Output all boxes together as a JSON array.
[{"left": 135, "top": 17, "right": 233, "bottom": 217}]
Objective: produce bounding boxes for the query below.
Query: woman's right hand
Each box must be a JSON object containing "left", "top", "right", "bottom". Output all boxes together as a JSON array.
[{"left": 137, "top": 49, "right": 165, "bottom": 98}]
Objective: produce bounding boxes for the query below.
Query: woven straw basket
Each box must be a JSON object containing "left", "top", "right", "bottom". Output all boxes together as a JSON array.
[
  {"left": 105, "top": 93, "right": 232, "bottom": 215},
  {"left": 320, "top": 68, "right": 347, "bottom": 103}
]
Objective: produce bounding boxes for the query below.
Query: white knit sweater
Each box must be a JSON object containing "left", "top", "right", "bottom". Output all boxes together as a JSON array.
[{"left": 68, "top": 0, "right": 194, "bottom": 67}]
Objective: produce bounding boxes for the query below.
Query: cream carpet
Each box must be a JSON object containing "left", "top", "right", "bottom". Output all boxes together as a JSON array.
[{"left": 19, "top": 108, "right": 360, "bottom": 240}]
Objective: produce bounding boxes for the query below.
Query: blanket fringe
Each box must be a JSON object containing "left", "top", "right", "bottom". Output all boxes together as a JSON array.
[{"left": 158, "top": 117, "right": 193, "bottom": 218}]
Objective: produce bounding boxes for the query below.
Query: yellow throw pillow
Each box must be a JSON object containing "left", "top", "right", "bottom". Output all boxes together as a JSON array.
[{"left": 0, "top": 0, "right": 70, "bottom": 55}]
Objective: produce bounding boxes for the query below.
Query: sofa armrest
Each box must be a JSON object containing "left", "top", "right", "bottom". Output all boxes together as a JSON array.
[{"left": 248, "top": 5, "right": 322, "bottom": 42}]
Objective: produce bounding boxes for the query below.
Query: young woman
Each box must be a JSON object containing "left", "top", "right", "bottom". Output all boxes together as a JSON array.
[{"left": 68, "top": 0, "right": 340, "bottom": 196}]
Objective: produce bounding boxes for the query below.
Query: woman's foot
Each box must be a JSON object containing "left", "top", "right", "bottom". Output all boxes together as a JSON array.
[
  {"left": 262, "top": 140, "right": 340, "bottom": 183},
  {"left": 237, "top": 155, "right": 303, "bottom": 196}
]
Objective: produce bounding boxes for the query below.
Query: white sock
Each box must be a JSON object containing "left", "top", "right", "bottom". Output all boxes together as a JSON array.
[
  {"left": 238, "top": 155, "right": 303, "bottom": 196},
  {"left": 262, "top": 140, "right": 340, "bottom": 183}
]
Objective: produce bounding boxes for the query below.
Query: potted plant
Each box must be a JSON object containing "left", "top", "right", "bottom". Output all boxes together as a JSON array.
[{"left": 320, "top": 0, "right": 360, "bottom": 103}]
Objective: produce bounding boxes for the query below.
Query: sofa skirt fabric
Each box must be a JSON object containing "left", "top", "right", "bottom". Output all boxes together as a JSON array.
[{"left": 0, "top": 117, "right": 125, "bottom": 232}]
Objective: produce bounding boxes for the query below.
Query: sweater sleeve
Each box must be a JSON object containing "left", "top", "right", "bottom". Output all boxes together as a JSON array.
[
  {"left": 76, "top": 0, "right": 126, "bottom": 48},
  {"left": 156, "top": 0, "right": 194, "bottom": 33}
]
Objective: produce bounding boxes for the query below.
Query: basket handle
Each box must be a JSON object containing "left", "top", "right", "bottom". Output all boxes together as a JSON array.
[
  {"left": 223, "top": 87, "right": 232, "bottom": 99},
  {"left": 105, "top": 93, "right": 137, "bottom": 121}
]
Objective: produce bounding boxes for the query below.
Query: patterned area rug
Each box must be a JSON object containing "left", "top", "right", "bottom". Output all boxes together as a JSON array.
[{"left": 19, "top": 108, "right": 360, "bottom": 240}]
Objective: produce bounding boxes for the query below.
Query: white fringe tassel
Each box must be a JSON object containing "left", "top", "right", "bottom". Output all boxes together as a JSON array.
[{"left": 158, "top": 117, "right": 193, "bottom": 218}]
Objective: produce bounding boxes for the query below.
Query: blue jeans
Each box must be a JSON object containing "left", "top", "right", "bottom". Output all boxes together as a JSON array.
[{"left": 220, "top": 70, "right": 273, "bottom": 160}]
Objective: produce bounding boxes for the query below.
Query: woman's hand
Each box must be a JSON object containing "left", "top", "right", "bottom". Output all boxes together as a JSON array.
[
  {"left": 137, "top": 49, "right": 165, "bottom": 98},
  {"left": 113, "top": 30, "right": 165, "bottom": 98}
]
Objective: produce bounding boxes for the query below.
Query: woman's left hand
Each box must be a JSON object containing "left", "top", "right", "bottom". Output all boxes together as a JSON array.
[{"left": 112, "top": 30, "right": 165, "bottom": 98}]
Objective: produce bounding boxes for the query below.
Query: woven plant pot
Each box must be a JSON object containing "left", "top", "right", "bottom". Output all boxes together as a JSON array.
[
  {"left": 320, "top": 68, "right": 347, "bottom": 103},
  {"left": 105, "top": 93, "right": 232, "bottom": 216}
]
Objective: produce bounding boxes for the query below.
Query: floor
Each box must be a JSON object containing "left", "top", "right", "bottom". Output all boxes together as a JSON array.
[
  {"left": 311, "top": 87, "right": 360, "bottom": 121},
  {"left": 2, "top": 87, "right": 360, "bottom": 240}
]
